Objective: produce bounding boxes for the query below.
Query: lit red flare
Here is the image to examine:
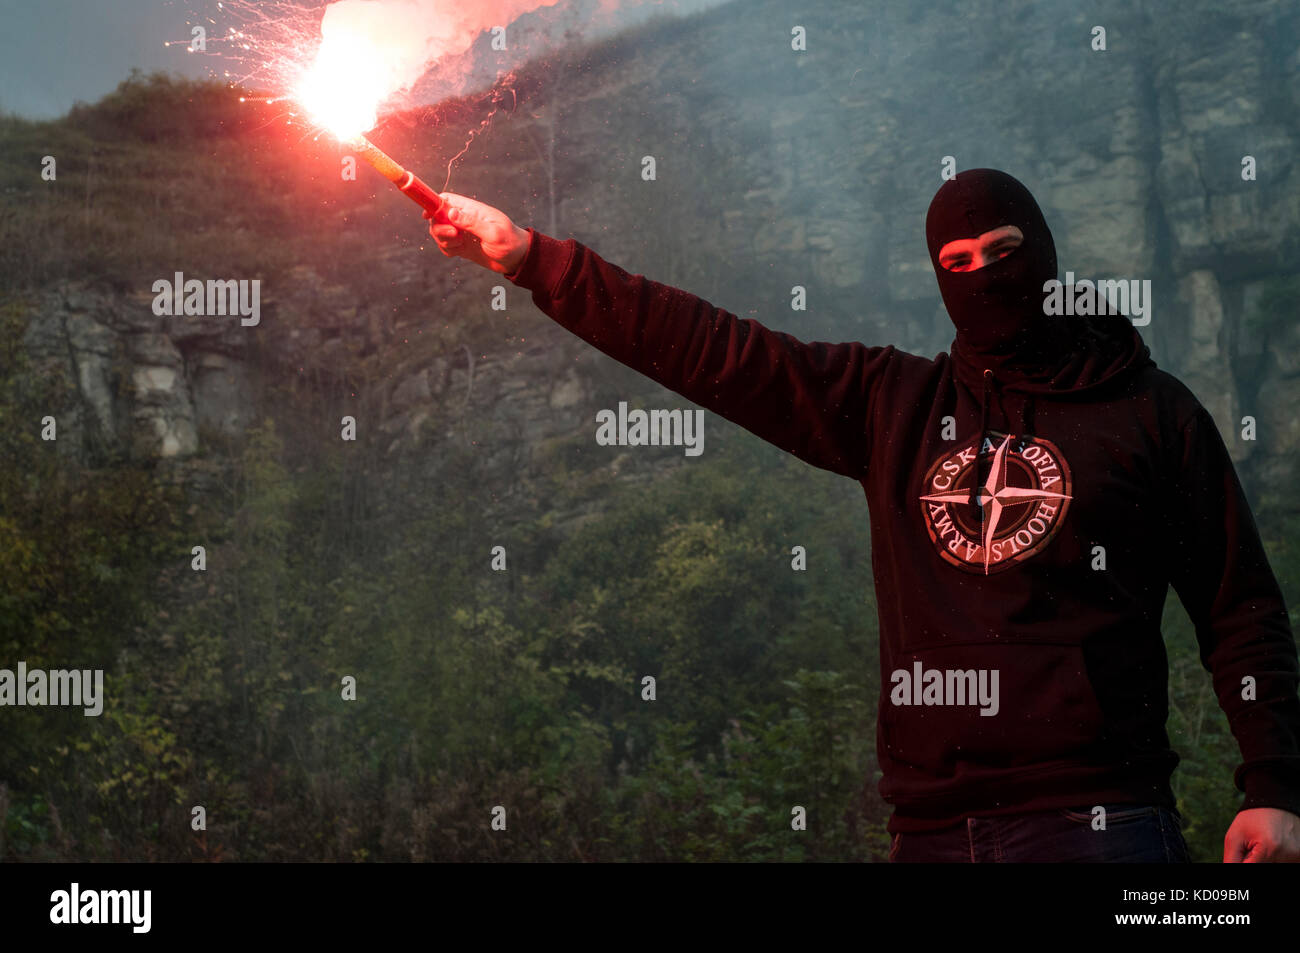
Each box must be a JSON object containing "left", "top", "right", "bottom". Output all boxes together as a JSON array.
[
  {"left": 346, "top": 134, "right": 449, "bottom": 222},
  {"left": 289, "top": 14, "right": 448, "bottom": 224}
]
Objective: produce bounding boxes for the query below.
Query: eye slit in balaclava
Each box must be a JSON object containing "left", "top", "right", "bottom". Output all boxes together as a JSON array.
[
  {"left": 925, "top": 169, "right": 1058, "bottom": 358},
  {"left": 938, "top": 224, "right": 1024, "bottom": 273}
]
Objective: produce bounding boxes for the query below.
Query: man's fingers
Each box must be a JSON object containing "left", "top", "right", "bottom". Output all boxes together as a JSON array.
[
  {"left": 431, "top": 228, "right": 461, "bottom": 254},
  {"left": 1242, "top": 842, "right": 1270, "bottom": 862},
  {"left": 427, "top": 191, "right": 512, "bottom": 271},
  {"left": 437, "top": 192, "right": 500, "bottom": 237},
  {"left": 1224, "top": 832, "right": 1244, "bottom": 862},
  {"left": 1224, "top": 829, "right": 1260, "bottom": 863},
  {"left": 429, "top": 222, "right": 486, "bottom": 264},
  {"left": 446, "top": 205, "right": 473, "bottom": 230}
]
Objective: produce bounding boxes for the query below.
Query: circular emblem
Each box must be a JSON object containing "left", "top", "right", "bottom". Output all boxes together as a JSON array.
[{"left": 919, "top": 431, "right": 1073, "bottom": 575}]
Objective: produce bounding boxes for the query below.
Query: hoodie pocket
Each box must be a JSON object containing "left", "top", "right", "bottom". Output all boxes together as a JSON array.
[{"left": 880, "top": 640, "right": 1107, "bottom": 781}]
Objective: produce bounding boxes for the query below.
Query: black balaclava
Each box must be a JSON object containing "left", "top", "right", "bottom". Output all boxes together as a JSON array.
[
  {"left": 925, "top": 168, "right": 1060, "bottom": 367},
  {"left": 925, "top": 168, "right": 1067, "bottom": 538}
]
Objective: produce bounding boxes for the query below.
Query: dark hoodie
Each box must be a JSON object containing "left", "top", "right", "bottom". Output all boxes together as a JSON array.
[{"left": 503, "top": 168, "right": 1300, "bottom": 834}]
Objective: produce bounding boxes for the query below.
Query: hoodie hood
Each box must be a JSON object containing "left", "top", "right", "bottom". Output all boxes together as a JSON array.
[{"left": 925, "top": 168, "right": 1155, "bottom": 529}]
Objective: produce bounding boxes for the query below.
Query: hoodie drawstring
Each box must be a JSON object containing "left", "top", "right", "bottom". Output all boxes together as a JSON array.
[
  {"left": 969, "top": 370, "right": 1037, "bottom": 537},
  {"left": 969, "top": 367, "right": 993, "bottom": 534}
]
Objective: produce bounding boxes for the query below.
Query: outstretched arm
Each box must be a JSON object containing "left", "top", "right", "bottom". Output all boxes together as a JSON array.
[{"left": 427, "top": 193, "right": 898, "bottom": 478}]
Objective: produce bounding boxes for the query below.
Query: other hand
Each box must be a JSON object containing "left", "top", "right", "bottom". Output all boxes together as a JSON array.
[{"left": 1223, "top": 807, "right": 1300, "bottom": 862}]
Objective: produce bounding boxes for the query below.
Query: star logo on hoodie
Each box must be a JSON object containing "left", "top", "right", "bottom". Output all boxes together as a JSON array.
[{"left": 919, "top": 431, "right": 1073, "bottom": 575}]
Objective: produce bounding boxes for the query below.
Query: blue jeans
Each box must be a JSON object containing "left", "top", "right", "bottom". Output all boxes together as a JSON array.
[{"left": 888, "top": 803, "right": 1191, "bottom": 862}]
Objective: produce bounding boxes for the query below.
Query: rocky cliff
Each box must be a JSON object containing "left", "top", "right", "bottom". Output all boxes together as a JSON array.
[{"left": 11, "top": 0, "right": 1300, "bottom": 519}]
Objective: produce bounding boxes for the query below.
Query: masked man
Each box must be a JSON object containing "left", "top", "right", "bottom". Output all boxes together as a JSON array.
[{"left": 426, "top": 168, "right": 1300, "bottom": 862}]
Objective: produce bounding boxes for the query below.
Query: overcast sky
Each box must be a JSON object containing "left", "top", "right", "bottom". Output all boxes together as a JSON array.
[
  {"left": 0, "top": 0, "right": 728, "bottom": 120},
  {"left": 0, "top": 0, "right": 216, "bottom": 118}
]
